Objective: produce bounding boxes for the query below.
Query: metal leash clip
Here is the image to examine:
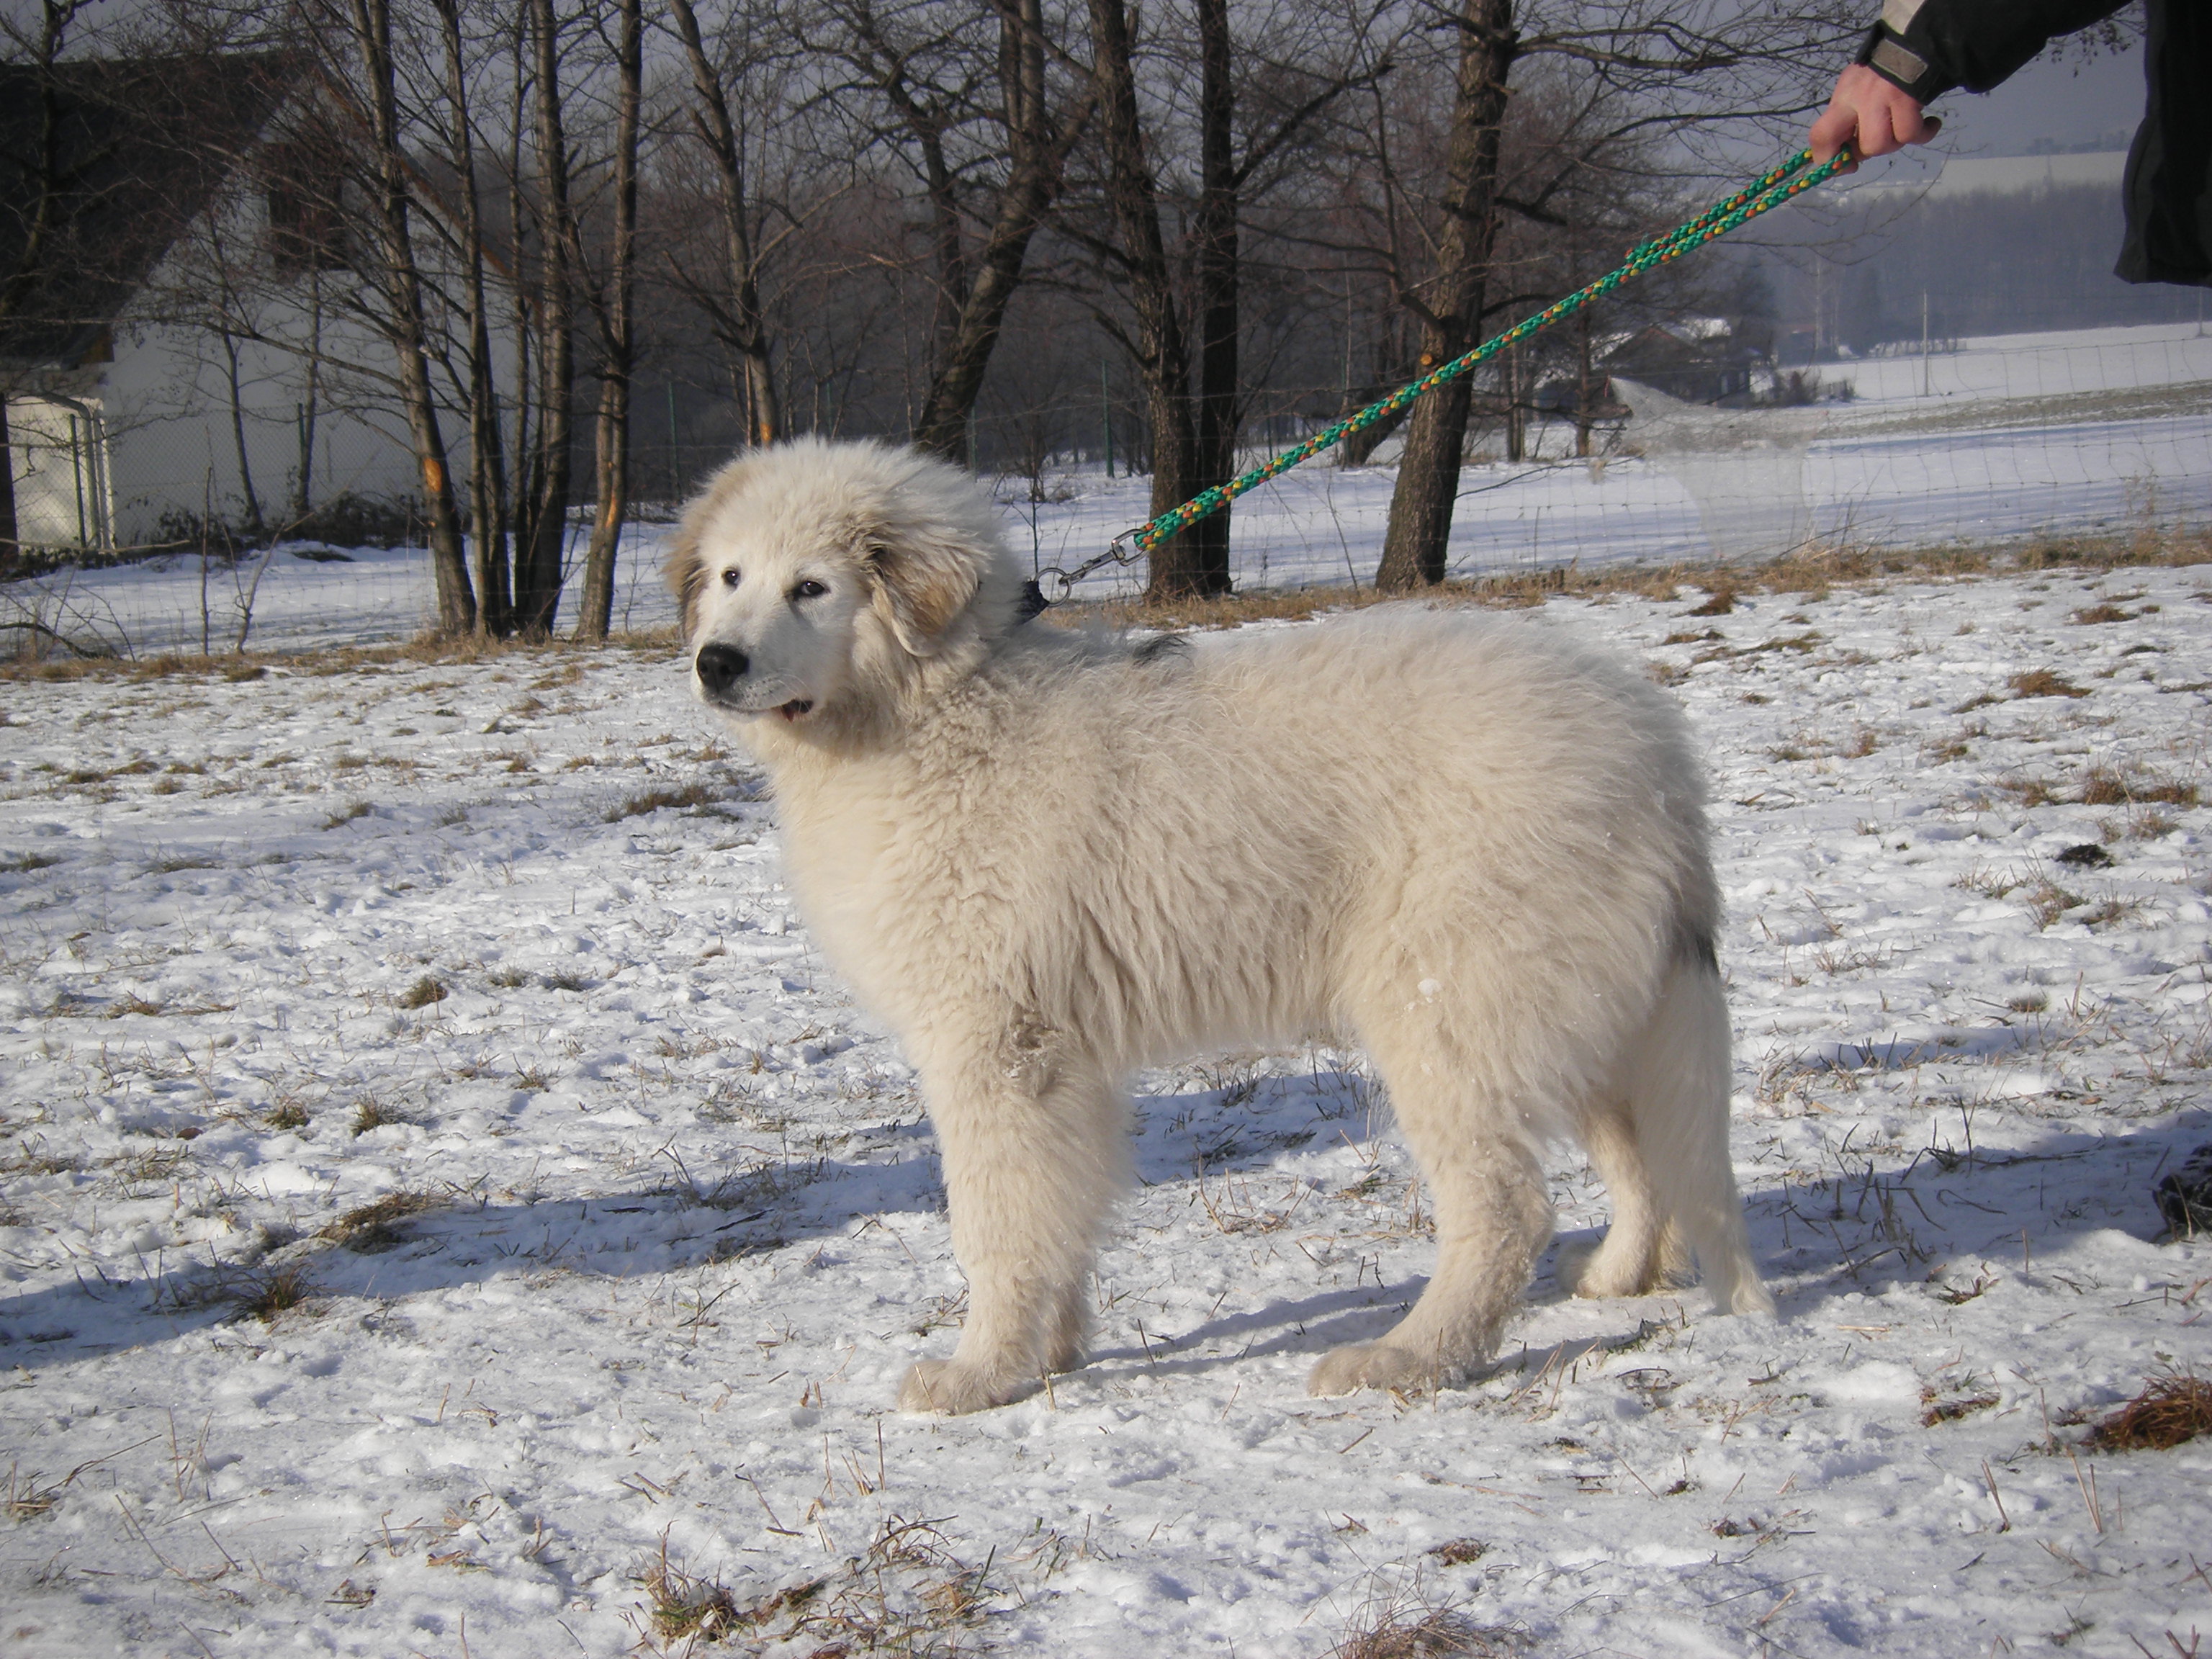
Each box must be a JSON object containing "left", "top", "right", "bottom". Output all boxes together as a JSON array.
[{"left": 1034, "top": 526, "right": 1148, "bottom": 605}]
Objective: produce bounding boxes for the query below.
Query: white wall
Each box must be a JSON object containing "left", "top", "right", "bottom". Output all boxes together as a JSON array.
[{"left": 91, "top": 291, "right": 419, "bottom": 548}]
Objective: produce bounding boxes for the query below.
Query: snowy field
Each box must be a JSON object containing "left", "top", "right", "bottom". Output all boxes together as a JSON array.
[
  {"left": 6, "top": 323, "right": 2207, "bottom": 657},
  {"left": 3, "top": 554, "right": 2210, "bottom": 1657}
]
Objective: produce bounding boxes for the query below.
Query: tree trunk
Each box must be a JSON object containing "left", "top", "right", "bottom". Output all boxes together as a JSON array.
[
  {"left": 1173, "top": 0, "right": 1237, "bottom": 597},
  {"left": 577, "top": 0, "right": 640, "bottom": 644},
  {"left": 515, "top": 0, "right": 575, "bottom": 637},
  {"left": 1504, "top": 345, "right": 1524, "bottom": 462},
  {"left": 670, "top": 0, "right": 781, "bottom": 448},
  {"left": 1087, "top": 0, "right": 1205, "bottom": 595},
  {"left": 910, "top": 0, "right": 1087, "bottom": 465},
  {"left": 347, "top": 0, "right": 475, "bottom": 634},
  {"left": 433, "top": 0, "right": 511, "bottom": 635},
  {"left": 294, "top": 266, "right": 321, "bottom": 521},
  {"left": 1375, "top": 0, "right": 1516, "bottom": 592},
  {"left": 506, "top": 13, "right": 534, "bottom": 584},
  {"left": 1574, "top": 303, "right": 1593, "bottom": 459},
  {"left": 218, "top": 324, "right": 265, "bottom": 541}
]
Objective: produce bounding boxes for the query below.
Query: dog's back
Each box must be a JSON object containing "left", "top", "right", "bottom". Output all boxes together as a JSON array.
[{"left": 878, "top": 606, "right": 1716, "bottom": 1110}]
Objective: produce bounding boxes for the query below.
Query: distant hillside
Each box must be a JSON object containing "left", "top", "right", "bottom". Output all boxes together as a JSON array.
[{"left": 1751, "top": 153, "right": 2203, "bottom": 357}]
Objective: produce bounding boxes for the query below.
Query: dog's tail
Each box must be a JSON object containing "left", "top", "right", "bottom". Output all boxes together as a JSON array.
[{"left": 1621, "top": 945, "right": 1775, "bottom": 1317}]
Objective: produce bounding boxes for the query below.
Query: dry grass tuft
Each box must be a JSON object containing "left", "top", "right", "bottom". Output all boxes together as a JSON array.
[
  {"left": 2080, "top": 765, "right": 2198, "bottom": 807},
  {"left": 1050, "top": 527, "right": 2211, "bottom": 637},
  {"left": 318, "top": 1190, "right": 439, "bottom": 1252},
  {"left": 1921, "top": 1388, "right": 2002, "bottom": 1427},
  {"left": 0, "top": 851, "right": 61, "bottom": 874},
  {"left": 0, "top": 627, "right": 680, "bottom": 686},
  {"left": 2085, "top": 1372, "right": 2212, "bottom": 1452},
  {"left": 234, "top": 1264, "right": 318, "bottom": 1323},
  {"left": 397, "top": 975, "right": 448, "bottom": 1010},
  {"left": 6, "top": 1464, "right": 65, "bottom": 1520},
  {"left": 637, "top": 1538, "right": 753, "bottom": 1646},
  {"left": 1426, "top": 1539, "right": 1490, "bottom": 1567},
  {"left": 1326, "top": 1599, "right": 1527, "bottom": 1659},
  {"left": 351, "top": 1097, "right": 405, "bottom": 1136},
  {"left": 1991, "top": 773, "right": 2064, "bottom": 807},
  {"left": 630, "top": 1514, "right": 996, "bottom": 1655},
  {"left": 2008, "top": 668, "right": 2090, "bottom": 700},
  {"left": 323, "top": 800, "right": 373, "bottom": 830},
  {"left": 2023, "top": 878, "right": 2086, "bottom": 930},
  {"left": 608, "top": 782, "right": 721, "bottom": 822}
]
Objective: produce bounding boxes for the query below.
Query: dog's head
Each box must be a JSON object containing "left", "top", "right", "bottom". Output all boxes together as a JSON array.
[{"left": 667, "top": 439, "right": 1021, "bottom": 738}]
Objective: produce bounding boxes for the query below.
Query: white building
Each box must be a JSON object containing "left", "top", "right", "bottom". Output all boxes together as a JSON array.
[{"left": 1, "top": 55, "right": 417, "bottom": 556}]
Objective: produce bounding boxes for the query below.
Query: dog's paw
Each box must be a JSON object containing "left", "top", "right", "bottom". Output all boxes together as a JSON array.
[
  {"left": 1718, "top": 1276, "right": 1777, "bottom": 1318},
  {"left": 1561, "top": 1239, "right": 1658, "bottom": 1299},
  {"left": 1307, "top": 1341, "right": 1460, "bottom": 1398},
  {"left": 897, "top": 1359, "right": 1039, "bottom": 1415},
  {"left": 1552, "top": 1239, "right": 1607, "bottom": 1297},
  {"left": 1043, "top": 1336, "right": 1088, "bottom": 1375}
]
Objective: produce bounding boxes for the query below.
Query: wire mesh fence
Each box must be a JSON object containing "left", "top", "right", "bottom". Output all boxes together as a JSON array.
[{"left": 6, "top": 318, "right": 2208, "bottom": 657}]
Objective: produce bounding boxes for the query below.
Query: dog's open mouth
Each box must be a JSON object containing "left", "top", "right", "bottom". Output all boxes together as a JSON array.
[{"left": 776, "top": 700, "right": 814, "bottom": 721}]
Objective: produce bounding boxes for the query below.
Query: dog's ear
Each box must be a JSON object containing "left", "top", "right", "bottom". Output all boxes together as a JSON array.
[
  {"left": 667, "top": 518, "right": 709, "bottom": 641},
  {"left": 866, "top": 526, "right": 981, "bottom": 658}
]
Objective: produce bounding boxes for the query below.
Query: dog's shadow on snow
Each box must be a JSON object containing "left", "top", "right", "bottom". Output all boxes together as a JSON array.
[
  {"left": 2, "top": 1074, "right": 2200, "bottom": 1379},
  {"left": 0, "top": 1131, "right": 953, "bottom": 1371}
]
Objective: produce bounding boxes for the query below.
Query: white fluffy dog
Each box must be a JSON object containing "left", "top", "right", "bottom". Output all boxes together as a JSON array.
[{"left": 670, "top": 438, "right": 1771, "bottom": 1415}]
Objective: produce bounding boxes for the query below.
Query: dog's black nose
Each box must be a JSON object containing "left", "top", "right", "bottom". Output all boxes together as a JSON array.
[{"left": 695, "top": 643, "right": 748, "bottom": 695}]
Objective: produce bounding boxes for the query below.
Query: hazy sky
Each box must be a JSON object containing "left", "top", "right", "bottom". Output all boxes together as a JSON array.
[{"left": 1933, "top": 30, "right": 2146, "bottom": 156}]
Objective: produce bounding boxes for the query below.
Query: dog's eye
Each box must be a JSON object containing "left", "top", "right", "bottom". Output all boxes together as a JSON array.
[
  {"left": 720, "top": 567, "right": 741, "bottom": 588},
  {"left": 791, "top": 580, "right": 828, "bottom": 601}
]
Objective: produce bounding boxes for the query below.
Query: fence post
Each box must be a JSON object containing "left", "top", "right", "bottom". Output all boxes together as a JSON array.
[
  {"left": 667, "top": 382, "right": 683, "bottom": 499},
  {"left": 1921, "top": 292, "right": 1931, "bottom": 399}
]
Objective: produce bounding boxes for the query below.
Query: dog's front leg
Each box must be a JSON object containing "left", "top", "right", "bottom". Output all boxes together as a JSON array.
[{"left": 899, "top": 1056, "right": 1125, "bottom": 1414}]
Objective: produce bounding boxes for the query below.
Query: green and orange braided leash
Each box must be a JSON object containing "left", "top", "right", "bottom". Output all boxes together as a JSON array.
[{"left": 1038, "top": 145, "right": 1855, "bottom": 598}]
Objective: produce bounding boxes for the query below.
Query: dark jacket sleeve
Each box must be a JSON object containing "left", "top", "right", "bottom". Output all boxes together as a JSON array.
[{"left": 1857, "top": 0, "right": 2130, "bottom": 103}]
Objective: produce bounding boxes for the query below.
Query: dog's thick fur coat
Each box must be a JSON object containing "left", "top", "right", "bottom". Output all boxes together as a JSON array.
[{"left": 672, "top": 438, "right": 1772, "bottom": 1413}]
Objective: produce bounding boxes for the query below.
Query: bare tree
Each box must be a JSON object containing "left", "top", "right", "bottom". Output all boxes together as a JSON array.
[
  {"left": 575, "top": 0, "right": 641, "bottom": 642},
  {"left": 1373, "top": 0, "right": 1854, "bottom": 590},
  {"left": 429, "top": 0, "right": 513, "bottom": 634},
  {"left": 816, "top": 0, "right": 1094, "bottom": 466},
  {"left": 665, "top": 0, "right": 795, "bottom": 448},
  {"left": 511, "top": 0, "right": 577, "bottom": 636},
  {"left": 339, "top": 0, "right": 475, "bottom": 631},
  {"left": 1077, "top": 0, "right": 1388, "bottom": 597}
]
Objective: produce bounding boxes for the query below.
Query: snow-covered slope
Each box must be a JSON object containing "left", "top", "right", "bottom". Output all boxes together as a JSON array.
[{"left": 1, "top": 563, "right": 2208, "bottom": 1656}]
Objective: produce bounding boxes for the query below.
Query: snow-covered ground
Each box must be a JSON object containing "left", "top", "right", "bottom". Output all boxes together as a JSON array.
[
  {"left": 7, "top": 323, "right": 2207, "bottom": 656},
  {"left": 3, "top": 554, "right": 2209, "bottom": 1657}
]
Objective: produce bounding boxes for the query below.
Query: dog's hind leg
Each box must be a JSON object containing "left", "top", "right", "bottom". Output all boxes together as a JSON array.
[
  {"left": 899, "top": 1058, "right": 1127, "bottom": 1414},
  {"left": 1559, "top": 1094, "right": 1676, "bottom": 1299},
  {"left": 1308, "top": 1017, "right": 1555, "bottom": 1398},
  {"left": 1616, "top": 958, "right": 1773, "bottom": 1317},
  {"left": 1042, "top": 1276, "right": 1092, "bottom": 1376}
]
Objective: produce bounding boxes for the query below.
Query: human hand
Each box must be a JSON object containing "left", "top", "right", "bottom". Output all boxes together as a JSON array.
[{"left": 1809, "top": 63, "right": 1942, "bottom": 168}]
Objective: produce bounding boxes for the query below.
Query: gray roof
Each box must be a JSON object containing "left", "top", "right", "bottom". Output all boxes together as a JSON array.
[{"left": 0, "top": 53, "right": 292, "bottom": 369}]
